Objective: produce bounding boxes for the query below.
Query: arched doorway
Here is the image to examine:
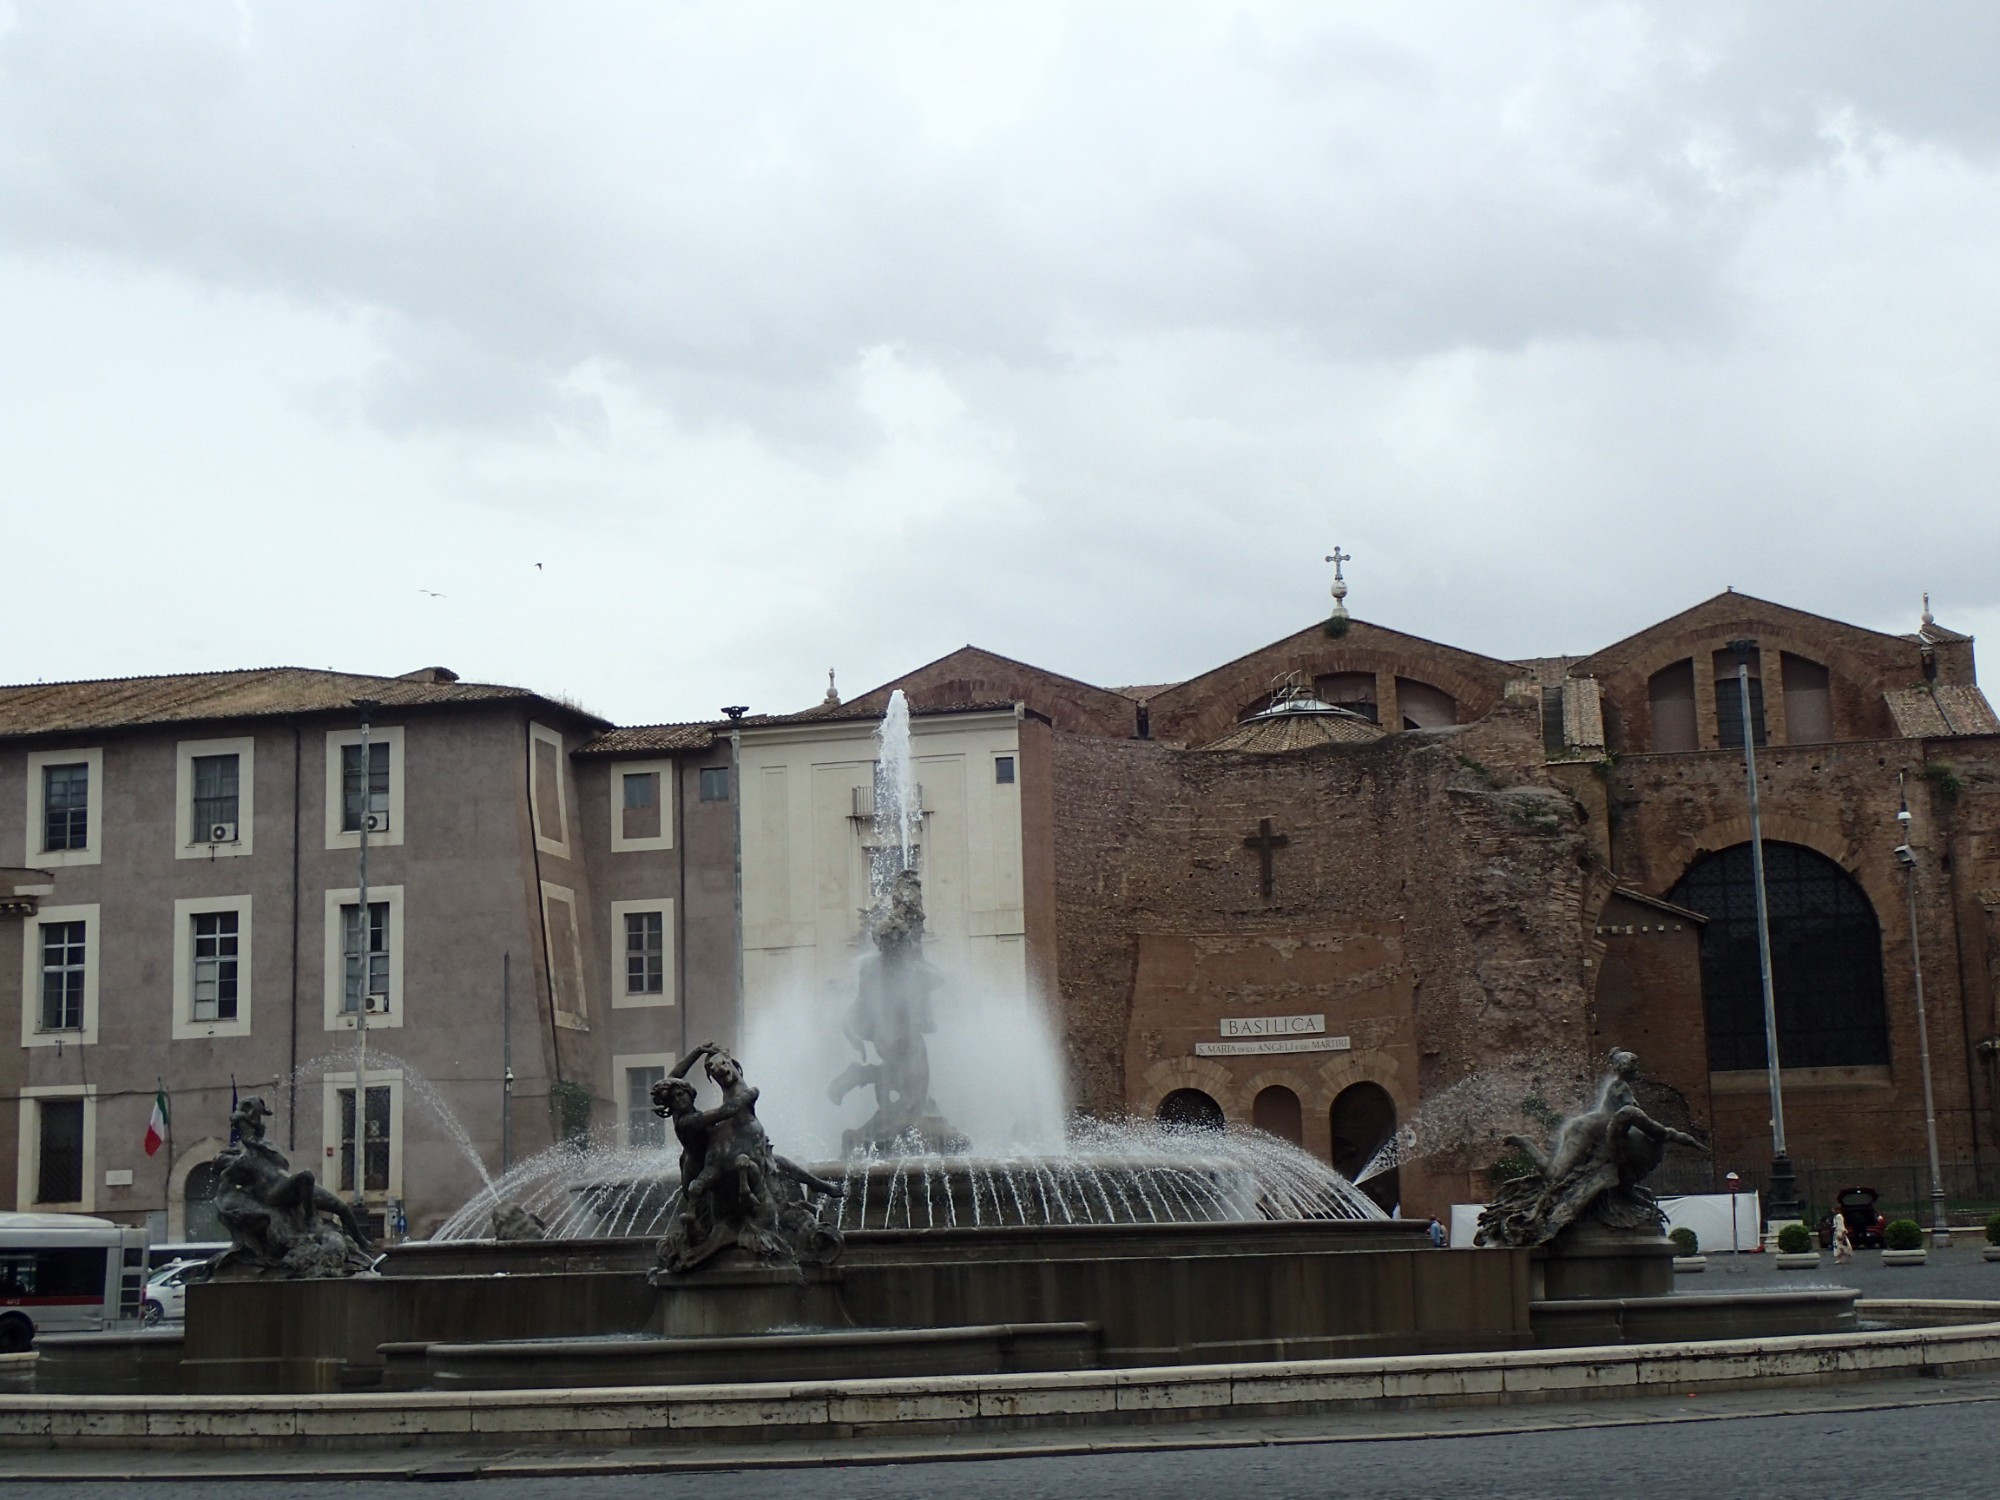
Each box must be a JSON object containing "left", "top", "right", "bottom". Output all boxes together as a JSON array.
[
  {"left": 1669, "top": 842, "right": 1890, "bottom": 1071},
  {"left": 1157, "top": 1088, "right": 1225, "bottom": 1133},
  {"left": 1330, "top": 1081, "right": 1398, "bottom": 1213},
  {"left": 184, "top": 1159, "right": 223, "bottom": 1241},
  {"left": 1251, "top": 1085, "right": 1302, "bottom": 1146}
]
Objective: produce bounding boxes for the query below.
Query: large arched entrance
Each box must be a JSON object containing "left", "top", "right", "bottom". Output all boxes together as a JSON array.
[
  {"left": 1157, "top": 1088, "right": 1226, "bottom": 1133},
  {"left": 1330, "top": 1081, "right": 1398, "bottom": 1213},
  {"left": 1669, "top": 842, "right": 1890, "bottom": 1071},
  {"left": 1251, "top": 1085, "right": 1303, "bottom": 1146}
]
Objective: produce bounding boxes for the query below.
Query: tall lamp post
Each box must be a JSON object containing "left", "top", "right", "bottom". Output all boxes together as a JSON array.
[
  {"left": 350, "top": 698, "right": 379, "bottom": 1228},
  {"left": 1896, "top": 778, "right": 1951, "bottom": 1247},
  {"left": 722, "top": 706, "right": 749, "bottom": 1047},
  {"left": 1727, "top": 639, "right": 1799, "bottom": 1226}
]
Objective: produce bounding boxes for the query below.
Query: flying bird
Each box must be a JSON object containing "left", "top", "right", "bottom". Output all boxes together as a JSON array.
[{"left": 418, "top": 589, "right": 446, "bottom": 598}]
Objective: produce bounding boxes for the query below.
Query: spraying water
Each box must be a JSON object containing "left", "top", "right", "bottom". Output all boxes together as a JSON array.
[{"left": 870, "top": 689, "right": 919, "bottom": 896}]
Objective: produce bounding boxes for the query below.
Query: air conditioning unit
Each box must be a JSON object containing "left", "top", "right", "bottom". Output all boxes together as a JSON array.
[
  {"left": 363, "top": 993, "right": 389, "bottom": 1014},
  {"left": 362, "top": 811, "right": 389, "bottom": 833},
  {"left": 207, "top": 821, "right": 238, "bottom": 844}
]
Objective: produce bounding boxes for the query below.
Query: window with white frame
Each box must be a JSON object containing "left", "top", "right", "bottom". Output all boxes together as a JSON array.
[
  {"left": 20, "top": 905, "right": 98, "bottom": 1047},
  {"left": 173, "top": 895, "right": 253, "bottom": 1039},
  {"left": 322, "top": 887, "right": 404, "bottom": 1030},
  {"left": 342, "top": 742, "right": 390, "bottom": 833},
  {"left": 626, "top": 1065, "right": 667, "bottom": 1149},
  {"left": 323, "top": 728, "right": 404, "bottom": 849},
  {"left": 338, "top": 1084, "right": 393, "bottom": 1194},
  {"left": 16, "top": 1087, "right": 96, "bottom": 1211},
  {"left": 176, "top": 737, "right": 255, "bottom": 857},
  {"left": 610, "top": 760, "right": 674, "bottom": 852},
  {"left": 23, "top": 749, "right": 102, "bottom": 867},
  {"left": 39, "top": 922, "right": 86, "bottom": 1032},
  {"left": 43, "top": 766, "right": 89, "bottom": 851},
  {"left": 192, "top": 912, "right": 239, "bottom": 1020},
  {"left": 341, "top": 902, "right": 391, "bottom": 1013},
  {"left": 320, "top": 1070, "right": 403, "bottom": 1200},
  {"left": 609, "top": 898, "right": 674, "bottom": 1008}
]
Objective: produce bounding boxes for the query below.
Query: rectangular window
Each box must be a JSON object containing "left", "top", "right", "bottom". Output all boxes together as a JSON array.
[
  {"left": 620, "top": 770, "right": 662, "bottom": 842},
  {"left": 625, "top": 910, "right": 665, "bottom": 995},
  {"left": 341, "top": 742, "right": 391, "bottom": 833},
  {"left": 39, "top": 921, "right": 86, "bottom": 1032},
  {"left": 698, "top": 766, "right": 730, "bottom": 802},
  {"left": 1714, "top": 675, "right": 1768, "bottom": 749},
  {"left": 995, "top": 755, "right": 1016, "bottom": 785},
  {"left": 340, "top": 901, "right": 391, "bottom": 1013},
  {"left": 337, "top": 1085, "right": 392, "bottom": 1194},
  {"left": 36, "top": 1098, "right": 85, "bottom": 1203},
  {"left": 42, "top": 763, "right": 89, "bottom": 852},
  {"left": 191, "top": 753, "right": 240, "bottom": 839},
  {"left": 191, "top": 911, "right": 240, "bottom": 1021},
  {"left": 626, "top": 1066, "right": 667, "bottom": 1149}
]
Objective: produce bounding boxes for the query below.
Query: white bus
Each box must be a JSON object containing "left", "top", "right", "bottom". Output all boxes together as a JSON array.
[{"left": 0, "top": 1212, "right": 149, "bottom": 1350}]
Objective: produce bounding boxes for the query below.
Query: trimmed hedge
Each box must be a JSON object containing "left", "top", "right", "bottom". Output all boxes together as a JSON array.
[
  {"left": 1985, "top": 1213, "right": 2000, "bottom": 1248},
  {"left": 1885, "top": 1218, "right": 1925, "bottom": 1252},
  {"left": 1669, "top": 1227, "right": 1699, "bottom": 1256},
  {"left": 1776, "top": 1223, "right": 1814, "bottom": 1255}
]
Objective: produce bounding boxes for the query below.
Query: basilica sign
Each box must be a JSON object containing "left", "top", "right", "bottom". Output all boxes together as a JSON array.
[{"left": 1219, "top": 1013, "right": 1325, "bottom": 1037}]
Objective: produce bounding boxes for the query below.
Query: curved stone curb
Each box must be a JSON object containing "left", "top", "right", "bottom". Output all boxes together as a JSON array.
[{"left": 3, "top": 1304, "right": 1998, "bottom": 1452}]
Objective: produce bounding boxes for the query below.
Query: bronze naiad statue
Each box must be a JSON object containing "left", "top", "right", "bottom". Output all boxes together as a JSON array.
[
  {"left": 1476, "top": 1050, "right": 1702, "bottom": 1248},
  {"left": 826, "top": 870, "right": 970, "bottom": 1155},
  {"left": 205, "top": 1096, "right": 377, "bottom": 1278},
  {"left": 651, "top": 1043, "right": 845, "bottom": 1274}
]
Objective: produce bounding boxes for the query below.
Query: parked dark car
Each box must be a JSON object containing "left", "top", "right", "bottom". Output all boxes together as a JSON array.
[{"left": 1818, "top": 1186, "right": 1888, "bottom": 1249}]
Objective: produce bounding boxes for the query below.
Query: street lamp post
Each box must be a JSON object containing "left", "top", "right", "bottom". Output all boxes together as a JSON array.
[
  {"left": 350, "top": 698, "right": 379, "bottom": 1228},
  {"left": 722, "top": 706, "right": 749, "bottom": 1048},
  {"left": 1897, "top": 781, "right": 1951, "bottom": 1247},
  {"left": 1725, "top": 1171, "right": 1741, "bottom": 1255},
  {"left": 1727, "top": 639, "right": 1799, "bottom": 1227}
]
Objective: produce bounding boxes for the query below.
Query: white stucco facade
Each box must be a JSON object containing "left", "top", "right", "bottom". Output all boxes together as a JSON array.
[{"left": 737, "top": 707, "right": 1028, "bottom": 1030}]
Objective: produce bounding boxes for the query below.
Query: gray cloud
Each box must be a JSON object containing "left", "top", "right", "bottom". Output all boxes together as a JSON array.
[{"left": 2, "top": 1, "right": 1997, "bottom": 719}]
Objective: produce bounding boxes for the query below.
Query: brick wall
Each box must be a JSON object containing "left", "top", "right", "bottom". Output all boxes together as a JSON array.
[{"left": 1050, "top": 700, "right": 1599, "bottom": 1214}]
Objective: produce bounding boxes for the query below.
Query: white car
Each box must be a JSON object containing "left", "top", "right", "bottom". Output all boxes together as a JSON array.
[{"left": 140, "top": 1259, "right": 204, "bottom": 1326}]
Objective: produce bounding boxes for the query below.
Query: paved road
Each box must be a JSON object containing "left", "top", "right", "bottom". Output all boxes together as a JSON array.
[
  {"left": 1689, "top": 1237, "right": 2000, "bottom": 1301},
  {"left": 9, "top": 1380, "right": 1998, "bottom": 1500}
]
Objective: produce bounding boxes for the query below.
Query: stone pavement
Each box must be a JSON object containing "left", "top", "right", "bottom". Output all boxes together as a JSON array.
[
  {"left": 1685, "top": 1237, "right": 2000, "bottom": 1300},
  {"left": 5, "top": 1371, "right": 1998, "bottom": 1496}
]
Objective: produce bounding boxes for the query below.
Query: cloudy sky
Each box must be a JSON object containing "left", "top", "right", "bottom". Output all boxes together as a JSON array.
[{"left": 4, "top": 2, "right": 1997, "bottom": 724}]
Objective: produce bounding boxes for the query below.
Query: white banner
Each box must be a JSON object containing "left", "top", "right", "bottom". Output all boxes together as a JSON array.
[{"left": 1220, "top": 1013, "right": 1326, "bottom": 1038}]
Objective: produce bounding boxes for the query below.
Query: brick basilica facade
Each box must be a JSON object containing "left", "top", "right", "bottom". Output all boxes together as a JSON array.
[{"left": 823, "top": 590, "right": 2000, "bottom": 1218}]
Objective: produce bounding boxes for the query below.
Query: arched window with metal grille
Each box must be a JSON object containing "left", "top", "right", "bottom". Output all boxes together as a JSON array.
[{"left": 1668, "top": 842, "right": 1890, "bottom": 1072}]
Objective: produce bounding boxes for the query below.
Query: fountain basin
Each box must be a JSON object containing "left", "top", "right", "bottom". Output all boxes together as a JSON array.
[
  {"left": 402, "top": 1322, "right": 1099, "bottom": 1391},
  {"left": 176, "top": 1218, "right": 1531, "bottom": 1393}
]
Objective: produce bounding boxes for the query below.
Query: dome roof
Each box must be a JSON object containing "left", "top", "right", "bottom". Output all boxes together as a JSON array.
[{"left": 1199, "top": 693, "right": 1386, "bottom": 753}]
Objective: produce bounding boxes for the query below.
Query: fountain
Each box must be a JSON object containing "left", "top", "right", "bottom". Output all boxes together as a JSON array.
[{"left": 147, "top": 701, "right": 1850, "bottom": 1396}]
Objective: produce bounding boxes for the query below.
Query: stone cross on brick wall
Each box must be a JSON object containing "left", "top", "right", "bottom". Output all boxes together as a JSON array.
[{"left": 1242, "top": 817, "right": 1291, "bottom": 900}]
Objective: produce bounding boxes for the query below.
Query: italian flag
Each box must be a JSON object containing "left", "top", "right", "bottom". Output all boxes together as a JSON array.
[{"left": 144, "top": 1089, "right": 169, "bottom": 1157}]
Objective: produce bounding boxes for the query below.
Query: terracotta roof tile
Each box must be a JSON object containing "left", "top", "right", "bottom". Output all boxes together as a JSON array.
[
  {"left": 0, "top": 667, "right": 600, "bottom": 739},
  {"left": 1883, "top": 685, "right": 2000, "bottom": 738}
]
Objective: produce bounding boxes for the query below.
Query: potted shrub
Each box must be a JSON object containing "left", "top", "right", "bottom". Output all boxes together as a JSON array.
[
  {"left": 1882, "top": 1218, "right": 1927, "bottom": 1265},
  {"left": 1774, "top": 1221, "right": 1819, "bottom": 1269},
  {"left": 1985, "top": 1213, "right": 2000, "bottom": 1264},
  {"left": 1669, "top": 1226, "right": 1704, "bottom": 1271}
]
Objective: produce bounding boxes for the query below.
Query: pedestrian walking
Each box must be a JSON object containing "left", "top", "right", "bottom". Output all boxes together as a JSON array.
[
  {"left": 1832, "top": 1211, "right": 1854, "bottom": 1264},
  {"left": 1427, "top": 1216, "right": 1446, "bottom": 1249}
]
